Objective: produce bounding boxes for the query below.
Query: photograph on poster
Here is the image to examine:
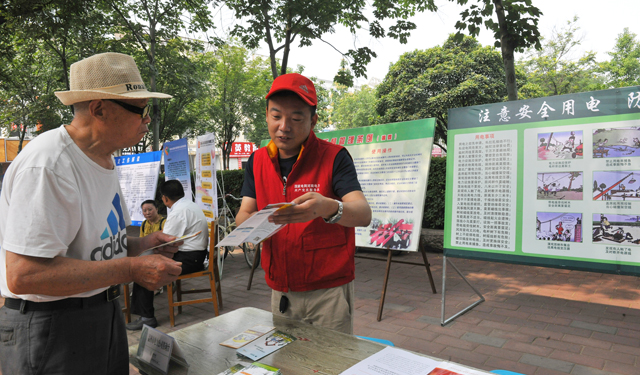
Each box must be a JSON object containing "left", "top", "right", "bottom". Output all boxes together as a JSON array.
[
  {"left": 537, "top": 172, "right": 583, "bottom": 200},
  {"left": 368, "top": 217, "right": 414, "bottom": 249},
  {"left": 592, "top": 170, "right": 640, "bottom": 200},
  {"left": 537, "top": 130, "right": 583, "bottom": 160},
  {"left": 592, "top": 127, "right": 640, "bottom": 158},
  {"left": 536, "top": 212, "right": 583, "bottom": 242},
  {"left": 592, "top": 213, "right": 640, "bottom": 245}
]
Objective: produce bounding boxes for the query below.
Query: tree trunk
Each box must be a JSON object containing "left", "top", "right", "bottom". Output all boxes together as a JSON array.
[
  {"left": 261, "top": 2, "right": 279, "bottom": 78},
  {"left": 280, "top": 11, "right": 292, "bottom": 76},
  {"left": 18, "top": 123, "right": 26, "bottom": 152},
  {"left": 493, "top": 0, "right": 518, "bottom": 101}
]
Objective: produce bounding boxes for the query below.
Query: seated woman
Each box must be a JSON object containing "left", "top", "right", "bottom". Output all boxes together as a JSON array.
[{"left": 140, "top": 199, "right": 166, "bottom": 238}]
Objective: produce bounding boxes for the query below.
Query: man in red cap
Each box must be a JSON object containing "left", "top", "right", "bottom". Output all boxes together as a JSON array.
[{"left": 236, "top": 73, "right": 371, "bottom": 333}]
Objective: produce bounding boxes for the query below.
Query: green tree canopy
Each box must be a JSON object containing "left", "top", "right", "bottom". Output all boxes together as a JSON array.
[
  {"left": 193, "top": 42, "right": 272, "bottom": 169},
  {"left": 0, "top": 0, "right": 113, "bottom": 145},
  {"left": 331, "top": 85, "right": 378, "bottom": 130},
  {"left": 224, "top": 0, "right": 437, "bottom": 82},
  {"left": 600, "top": 28, "right": 640, "bottom": 88},
  {"left": 376, "top": 35, "right": 507, "bottom": 149},
  {"left": 518, "top": 17, "right": 604, "bottom": 97},
  {"left": 450, "top": 0, "right": 543, "bottom": 101},
  {"left": 105, "top": 0, "right": 213, "bottom": 150}
]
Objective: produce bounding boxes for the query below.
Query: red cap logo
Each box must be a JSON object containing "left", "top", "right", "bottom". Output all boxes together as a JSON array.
[{"left": 266, "top": 73, "right": 317, "bottom": 106}]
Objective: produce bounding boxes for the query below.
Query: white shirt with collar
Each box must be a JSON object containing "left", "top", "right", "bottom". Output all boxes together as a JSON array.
[{"left": 163, "top": 197, "right": 208, "bottom": 252}]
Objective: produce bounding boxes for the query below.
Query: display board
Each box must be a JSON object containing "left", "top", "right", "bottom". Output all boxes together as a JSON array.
[
  {"left": 195, "top": 133, "right": 217, "bottom": 229},
  {"left": 115, "top": 151, "right": 162, "bottom": 226},
  {"left": 163, "top": 138, "right": 193, "bottom": 202},
  {"left": 263, "top": 119, "right": 436, "bottom": 252},
  {"left": 445, "top": 86, "right": 640, "bottom": 276},
  {"left": 5, "top": 140, "right": 30, "bottom": 161}
]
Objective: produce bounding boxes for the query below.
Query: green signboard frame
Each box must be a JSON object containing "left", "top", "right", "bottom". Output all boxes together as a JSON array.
[
  {"left": 445, "top": 87, "right": 640, "bottom": 276},
  {"left": 262, "top": 119, "right": 436, "bottom": 252}
]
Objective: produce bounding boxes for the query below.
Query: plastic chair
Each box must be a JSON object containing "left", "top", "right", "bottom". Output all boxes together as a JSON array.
[
  {"left": 491, "top": 370, "right": 525, "bottom": 375},
  {"left": 167, "top": 224, "right": 223, "bottom": 327},
  {"left": 356, "top": 336, "right": 395, "bottom": 346}
]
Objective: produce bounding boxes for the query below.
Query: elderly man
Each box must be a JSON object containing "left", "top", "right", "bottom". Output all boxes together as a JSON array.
[
  {"left": 127, "top": 179, "right": 209, "bottom": 330},
  {"left": 236, "top": 73, "right": 371, "bottom": 334},
  {"left": 0, "top": 52, "right": 182, "bottom": 374}
]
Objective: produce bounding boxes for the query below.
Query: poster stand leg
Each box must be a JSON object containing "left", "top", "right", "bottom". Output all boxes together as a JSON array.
[
  {"left": 212, "top": 255, "right": 223, "bottom": 310},
  {"left": 440, "top": 255, "right": 484, "bottom": 326},
  {"left": 377, "top": 250, "right": 394, "bottom": 321},
  {"left": 370, "top": 241, "right": 436, "bottom": 321},
  {"left": 247, "top": 245, "right": 262, "bottom": 291},
  {"left": 419, "top": 243, "right": 437, "bottom": 294}
]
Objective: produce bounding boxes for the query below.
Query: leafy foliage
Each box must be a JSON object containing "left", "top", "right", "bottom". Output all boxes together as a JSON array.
[
  {"left": 331, "top": 85, "right": 378, "bottom": 130},
  {"left": 518, "top": 17, "right": 604, "bottom": 97},
  {"left": 225, "top": 0, "right": 437, "bottom": 83},
  {"left": 216, "top": 169, "right": 245, "bottom": 214},
  {"left": 376, "top": 35, "right": 507, "bottom": 149},
  {"left": 104, "top": 0, "right": 214, "bottom": 150},
  {"left": 191, "top": 42, "right": 272, "bottom": 169},
  {"left": 450, "top": 0, "right": 543, "bottom": 100},
  {"left": 423, "top": 157, "right": 446, "bottom": 229},
  {"left": 0, "top": 0, "right": 112, "bottom": 141},
  {"left": 0, "top": 39, "right": 66, "bottom": 146},
  {"left": 600, "top": 28, "right": 640, "bottom": 88}
]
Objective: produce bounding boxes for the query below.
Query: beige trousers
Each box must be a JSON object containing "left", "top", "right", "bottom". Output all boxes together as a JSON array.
[{"left": 271, "top": 281, "right": 355, "bottom": 334}]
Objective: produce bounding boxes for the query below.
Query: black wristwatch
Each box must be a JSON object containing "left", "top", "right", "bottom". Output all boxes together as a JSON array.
[{"left": 323, "top": 199, "right": 343, "bottom": 224}]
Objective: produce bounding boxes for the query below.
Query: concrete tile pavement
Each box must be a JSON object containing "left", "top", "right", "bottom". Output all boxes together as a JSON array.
[{"left": 121, "top": 247, "right": 639, "bottom": 375}]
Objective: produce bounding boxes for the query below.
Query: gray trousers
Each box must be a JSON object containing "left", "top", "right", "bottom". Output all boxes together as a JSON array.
[
  {"left": 0, "top": 299, "right": 128, "bottom": 375},
  {"left": 271, "top": 281, "right": 355, "bottom": 334}
]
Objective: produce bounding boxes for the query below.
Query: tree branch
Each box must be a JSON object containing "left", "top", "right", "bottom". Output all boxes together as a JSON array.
[{"left": 108, "top": 0, "right": 152, "bottom": 61}]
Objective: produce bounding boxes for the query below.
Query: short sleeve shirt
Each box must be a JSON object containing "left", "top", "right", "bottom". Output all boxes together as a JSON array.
[{"left": 0, "top": 126, "right": 131, "bottom": 301}]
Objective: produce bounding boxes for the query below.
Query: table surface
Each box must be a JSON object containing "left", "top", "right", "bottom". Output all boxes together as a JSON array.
[{"left": 129, "top": 307, "right": 493, "bottom": 375}]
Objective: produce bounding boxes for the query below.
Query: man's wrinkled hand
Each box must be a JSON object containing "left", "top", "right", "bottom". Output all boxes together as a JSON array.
[
  {"left": 131, "top": 254, "right": 182, "bottom": 291},
  {"left": 268, "top": 192, "right": 336, "bottom": 224},
  {"left": 146, "top": 231, "right": 183, "bottom": 258}
]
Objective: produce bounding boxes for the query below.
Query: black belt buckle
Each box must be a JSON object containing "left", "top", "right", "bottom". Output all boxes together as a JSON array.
[{"left": 106, "top": 285, "right": 120, "bottom": 302}]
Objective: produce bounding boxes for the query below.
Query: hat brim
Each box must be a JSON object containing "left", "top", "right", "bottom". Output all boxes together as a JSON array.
[
  {"left": 54, "top": 89, "right": 172, "bottom": 106},
  {"left": 265, "top": 88, "right": 316, "bottom": 107}
]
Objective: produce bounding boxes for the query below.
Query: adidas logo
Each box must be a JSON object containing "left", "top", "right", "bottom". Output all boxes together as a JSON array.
[
  {"left": 91, "top": 193, "right": 128, "bottom": 261},
  {"left": 299, "top": 85, "right": 309, "bottom": 93}
]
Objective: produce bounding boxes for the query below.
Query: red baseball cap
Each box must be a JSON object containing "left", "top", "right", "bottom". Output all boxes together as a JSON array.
[{"left": 266, "top": 73, "right": 317, "bottom": 106}]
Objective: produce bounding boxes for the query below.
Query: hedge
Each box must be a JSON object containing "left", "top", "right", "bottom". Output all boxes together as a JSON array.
[
  {"left": 155, "top": 157, "right": 446, "bottom": 229},
  {"left": 422, "top": 157, "right": 446, "bottom": 229}
]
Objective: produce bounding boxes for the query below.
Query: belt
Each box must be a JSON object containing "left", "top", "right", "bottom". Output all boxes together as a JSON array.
[{"left": 4, "top": 285, "right": 121, "bottom": 313}]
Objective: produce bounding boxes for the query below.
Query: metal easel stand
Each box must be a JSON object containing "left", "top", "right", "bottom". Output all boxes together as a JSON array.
[
  {"left": 440, "top": 255, "right": 485, "bottom": 326},
  {"left": 355, "top": 241, "right": 437, "bottom": 322}
]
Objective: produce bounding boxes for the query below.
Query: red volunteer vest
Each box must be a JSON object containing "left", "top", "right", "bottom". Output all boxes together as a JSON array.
[{"left": 253, "top": 131, "right": 355, "bottom": 292}]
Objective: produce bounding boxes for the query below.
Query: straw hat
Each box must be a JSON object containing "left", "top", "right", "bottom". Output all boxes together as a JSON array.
[{"left": 54, "top": 52, "right": 172, "bottom": 105}]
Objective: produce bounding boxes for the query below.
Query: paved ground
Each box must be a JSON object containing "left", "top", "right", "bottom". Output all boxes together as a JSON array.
[{"left": 120, "top": 246, "right": 640, "bottom": 375}]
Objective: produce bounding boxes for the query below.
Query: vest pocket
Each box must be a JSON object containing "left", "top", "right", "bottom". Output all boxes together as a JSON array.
[{"left": 302, "top": 230, "right": 348, "bottom": 284}]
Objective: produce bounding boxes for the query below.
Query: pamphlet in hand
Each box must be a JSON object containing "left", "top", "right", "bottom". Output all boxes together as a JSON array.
[
  {"left": 236, "top": 330, "right": 296, "bottom": 361},
  {"left": 138, "top": 231, "right": 202, "bottom": 256},
  {"left": 216, "top": 203, "right": 296, "bottom": 247}
]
